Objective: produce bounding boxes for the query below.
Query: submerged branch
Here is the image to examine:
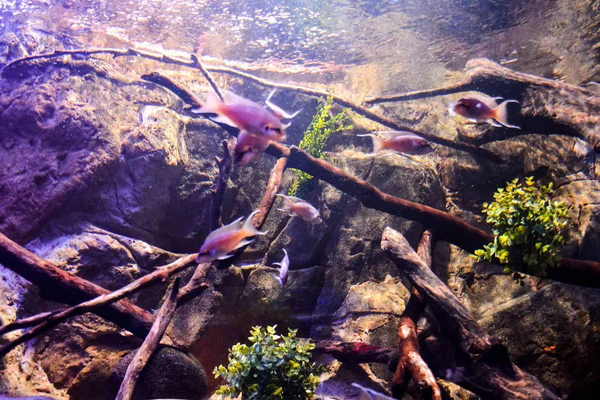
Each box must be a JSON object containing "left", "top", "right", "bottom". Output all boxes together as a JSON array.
[
  {"left": 392, "top": 230, "right": 440, "bottom": 400},
  {"left": 0, "top": 231, "right": 154, "bottom": 338},
  {"left": 381, "top": 227, "right": 559, "bottom": 400},
  {"left": 3, "top": 47, "right": 499, "bottom": 160},
  {"left": 0, "top": 254, "right": 197, "bottom": 357},
  {"left": 116, "top": 278, "right": 181, "bottom": 400},
  {"left": 210, "top": 139, "right": 234, "bottom": 231},
  {"left": 252, "top": 157, "right": 289, "bottom": 229}
]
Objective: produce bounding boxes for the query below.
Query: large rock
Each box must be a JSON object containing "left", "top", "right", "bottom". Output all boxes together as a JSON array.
[{"left": 478, "top": 283, "right": 600, "bottom": 398}]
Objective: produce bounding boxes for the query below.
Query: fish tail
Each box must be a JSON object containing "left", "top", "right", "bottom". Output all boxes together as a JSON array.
[
  {"left": 358, "top": 134, "right": 384, "bottom": 155},
  {"left": 276, "top": 194, "right": 294, "bottom": 213},
  {"left": 241, "top": 210, "right": 267, "bottom": 236},
  {"left": 493, "top": 100, "right": 521, "bottom": 129},
  {"left": 191, "top": 90, "right": 222, "bottom": 114}
]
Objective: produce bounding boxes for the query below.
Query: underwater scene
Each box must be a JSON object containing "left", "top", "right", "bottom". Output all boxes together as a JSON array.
[{"left": 0, "top": 0, "right": 599, "bottom": 399}]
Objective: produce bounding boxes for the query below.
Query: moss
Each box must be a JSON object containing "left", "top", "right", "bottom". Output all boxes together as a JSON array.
[
  {"left": 288, "top": 96, "right": 352, "bottom": 197},
  {"left": 213, "top": 325, "right": 325, "bottom": 400},
  {"left": 473, "top": 177, "right": 570, "bottom": 283}
]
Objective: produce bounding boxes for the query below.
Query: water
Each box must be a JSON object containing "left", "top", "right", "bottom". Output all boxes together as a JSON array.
[{"left": 0, "top": 0, "right": 599, "bottom": 399}]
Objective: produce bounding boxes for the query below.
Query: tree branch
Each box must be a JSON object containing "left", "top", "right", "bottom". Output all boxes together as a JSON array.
[
  {"left": 0, "top": 232, "right": 154, "bottom": 337},
  {"left": 210, "top": 139, "right": 234, "bottom": 231},
  {"left": 252, "top": 157, "right": 289, "bottom": 229},
  {"left": 116, "top": 277, "right": 181, "bottom": 400},
  {"left": 392, "top": 230, "right": 440, "bottom": 400},
  {"left": 0, "top": 254, "right": 197, "bottom": 357},
  {"left": 381, "top": 227, "right": 559, "bottom": 400}
]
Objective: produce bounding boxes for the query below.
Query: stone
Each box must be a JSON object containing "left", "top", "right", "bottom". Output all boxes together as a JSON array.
[
  {"left": 111, "top": 345, "right": 208, "bottom": 400},
  {"left": 478, "top": 283, "right": 600, "bottom": 398}
]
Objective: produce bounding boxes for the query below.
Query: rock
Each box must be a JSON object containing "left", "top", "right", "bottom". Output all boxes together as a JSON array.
[
  {"left": 111, "top": 345, "right": 208, "bottom": 400},
  {"left": 478, "top": 283, "right": 600, "bottom": 398}
]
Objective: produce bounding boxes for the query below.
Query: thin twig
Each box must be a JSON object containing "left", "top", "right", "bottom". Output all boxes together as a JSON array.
[
  {"left": 0, "top": 254, "right": 196, "bottom": 357},
  {"left": 0, "top": 311, "right": 58, "bottom": 337},
  {"left": 191, "top": 54, "right": 225, "bottom": 102},
  {"left": 116, "top": 277, "right": 181, "bottom": 400}
]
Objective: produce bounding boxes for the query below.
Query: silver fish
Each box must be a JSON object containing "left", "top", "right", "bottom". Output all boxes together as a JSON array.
[
  {"left": 276, "top": 194, "right": 322, "bottom": 224},
  {"left": 272, "top": 248, "right": 289, "bottom": 286}
]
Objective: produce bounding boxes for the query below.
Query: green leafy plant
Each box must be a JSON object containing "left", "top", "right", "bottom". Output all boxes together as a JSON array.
[
  {"left": 288, "top": 96, "right": 352, "bottom": 197},
  {"left": 473, "top": 177, "right": 569, "bottom": 283},
  {"left": 214, "top": 325, "right": 325, "bottom": 400}
]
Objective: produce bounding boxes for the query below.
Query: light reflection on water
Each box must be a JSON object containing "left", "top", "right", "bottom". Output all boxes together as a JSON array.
[{"left": 0, "top": 0, "right": 598, "bottom": 86}]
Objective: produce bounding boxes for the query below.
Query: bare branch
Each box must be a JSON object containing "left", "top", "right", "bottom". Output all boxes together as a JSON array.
[
  {"left": 252, "top": 157, "right": 289, "bottom": 229},
  {"left": 0, "top": 254, "right": 196, "bottom": 357},
  {"left": 116, "top": 277, "right": 181, "bottom": 400}
]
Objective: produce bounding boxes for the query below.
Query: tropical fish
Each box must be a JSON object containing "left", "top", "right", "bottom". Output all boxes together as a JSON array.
[
  {"left": 272, "top": 248, "right": 289, "bottom": 286},
  {"left": 192, "top": 90, "right": 295, "bottom": 142},
  {"left": 358, "top": 131, "right": 434, "bottom": 156},
  {"left": 234, "top": 131, "right": 271, "bottom": 166},
  {"left": 449, "top": 92, "right": 520, "bottom": 129},
  {"left": 351, "top": 383, "right": 395, "bottom": 400},
  {"left": 276, "top": 194, "right": 322, "bottom": 224},
  {"left": 196, "top": 210, "right": 267, "bottom": 263}
]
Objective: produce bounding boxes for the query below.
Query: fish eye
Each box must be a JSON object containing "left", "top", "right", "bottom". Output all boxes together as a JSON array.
[{"left": 264, "top": 125, "right": 271, "bottom": 132}]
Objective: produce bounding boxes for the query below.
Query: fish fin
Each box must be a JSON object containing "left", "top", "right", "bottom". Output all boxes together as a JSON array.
[
  {"left": 282, "top": 248, "right": 288, "bottom": 258},
  {"left": 216, "top": 252, "right": 235, "bottom": 260},
  {"left": 204, "top": 216, "right": 245, "bottom": 242},
  {"left": 376, "top": 130, "right": 413, "bottom": 139},
  {"left": 232, "top": 238, "right": 254, "bottom": 250},
  {"left": 265, "top": 89, "right": 301, "bottom": 119},
  {"left": 276, "top": 194, "right": 295, "bottom": 213},
  {"left": 281, "top": 121, "right": 292, "bottom": 130},
  {"left": 487, "top": 119, "right": 503, "bottom": 127},
  {"left": 192, "top": 91, "right": 223, "bottom": 114},
  {"left": 465, "top": 92, "right": 503, "bottom": 108},
  {"left": 358, "top": 133, "right": 384, "bottom": 155},
  {"left": 272, "top": 262, "right": 282, "bottom": 268},
  {"left": 241, "top": 210, "right": 267, "bottom": 236},
  {"left": 209, "top": 113, "right": 238, "bottom": 128},
  {"left": 493, "top": 100, "right": 521, "bottom": 129}
]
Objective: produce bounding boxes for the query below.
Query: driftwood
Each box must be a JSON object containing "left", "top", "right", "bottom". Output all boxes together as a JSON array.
[
  {"left": 145, "top": 72, "right": 600, "bottom": 288},
  {"left": 2, "top": 47, "right": 500, "bottom": 160},
  {"left": 116, "top": 278, "right": 181, "bottom": 400},
  {"left": 0, "top": 231, "right": 154, "bottom": 337},
  {"left": 252, "top": 157, "right": 288, "bottom": 229},
  {"left": 381, "top": 227, "right": 559, "bottom": 400},
  {"left": 0, "top": 254, "right": 197, "bottom": 356},
  {"left": 392, "top": 230, "right": 440, "bottom": 400},
  {"left": 365, "top": 58, "right": 600, "bottom": 151}
]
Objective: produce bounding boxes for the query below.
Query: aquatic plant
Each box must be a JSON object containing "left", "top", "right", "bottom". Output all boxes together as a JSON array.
[
  {"left": 213, "top": 325, "right": 325, "bottom": 400},
  {"left": 473, "top": 177, "right": 569, "bottom": 283},
  {"left": 288, "top": 96, "right": 352, "bottom": 197}
]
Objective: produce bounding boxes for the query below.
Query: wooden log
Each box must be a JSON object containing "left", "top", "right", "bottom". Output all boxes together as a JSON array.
[
  {"left": 252, "top": 157, "right": 288, "bottom": 229},
  {"left": 0, "top": 231, "right": 154, "bottom": 337},
  {"left": 381, "top": 227, "right": 559, "bottom": 400},
  {"left": 0, "top": 254, "right": 197, "bottom": 356},
  {"left": 116, "top": 278, "right": 181, "bottom": 400},
  {"left": 392, "top": 230, "right": 441, "bottom": 400}
]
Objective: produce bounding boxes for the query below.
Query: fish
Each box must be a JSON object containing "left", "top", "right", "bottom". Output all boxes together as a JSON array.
[
  {"left": 272, "top": 248, "right": 289, "bottom": 286},
  {"left": 265, "top": 89, "right": 302, "bottom": 119},
  {"left": 449, "top": 93, "right": 520, "bottom": 129},
  {"left": 192, "top": 90, "right": 293, "bottom": 142},
  {"left": 276, "top": 194, "right": 322, "bottom": 224},
  {"left": 196, "top": 210, "right": 267, "bottom": 263},
  {"left": 358, "top": 131, "right": 434, "bottom": 156},
  {"left": 351, "top": 383, "right": 395, "bottom": 400},
  {"left": 234, "top": 131, "right": 271, "bottom": 166}
]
